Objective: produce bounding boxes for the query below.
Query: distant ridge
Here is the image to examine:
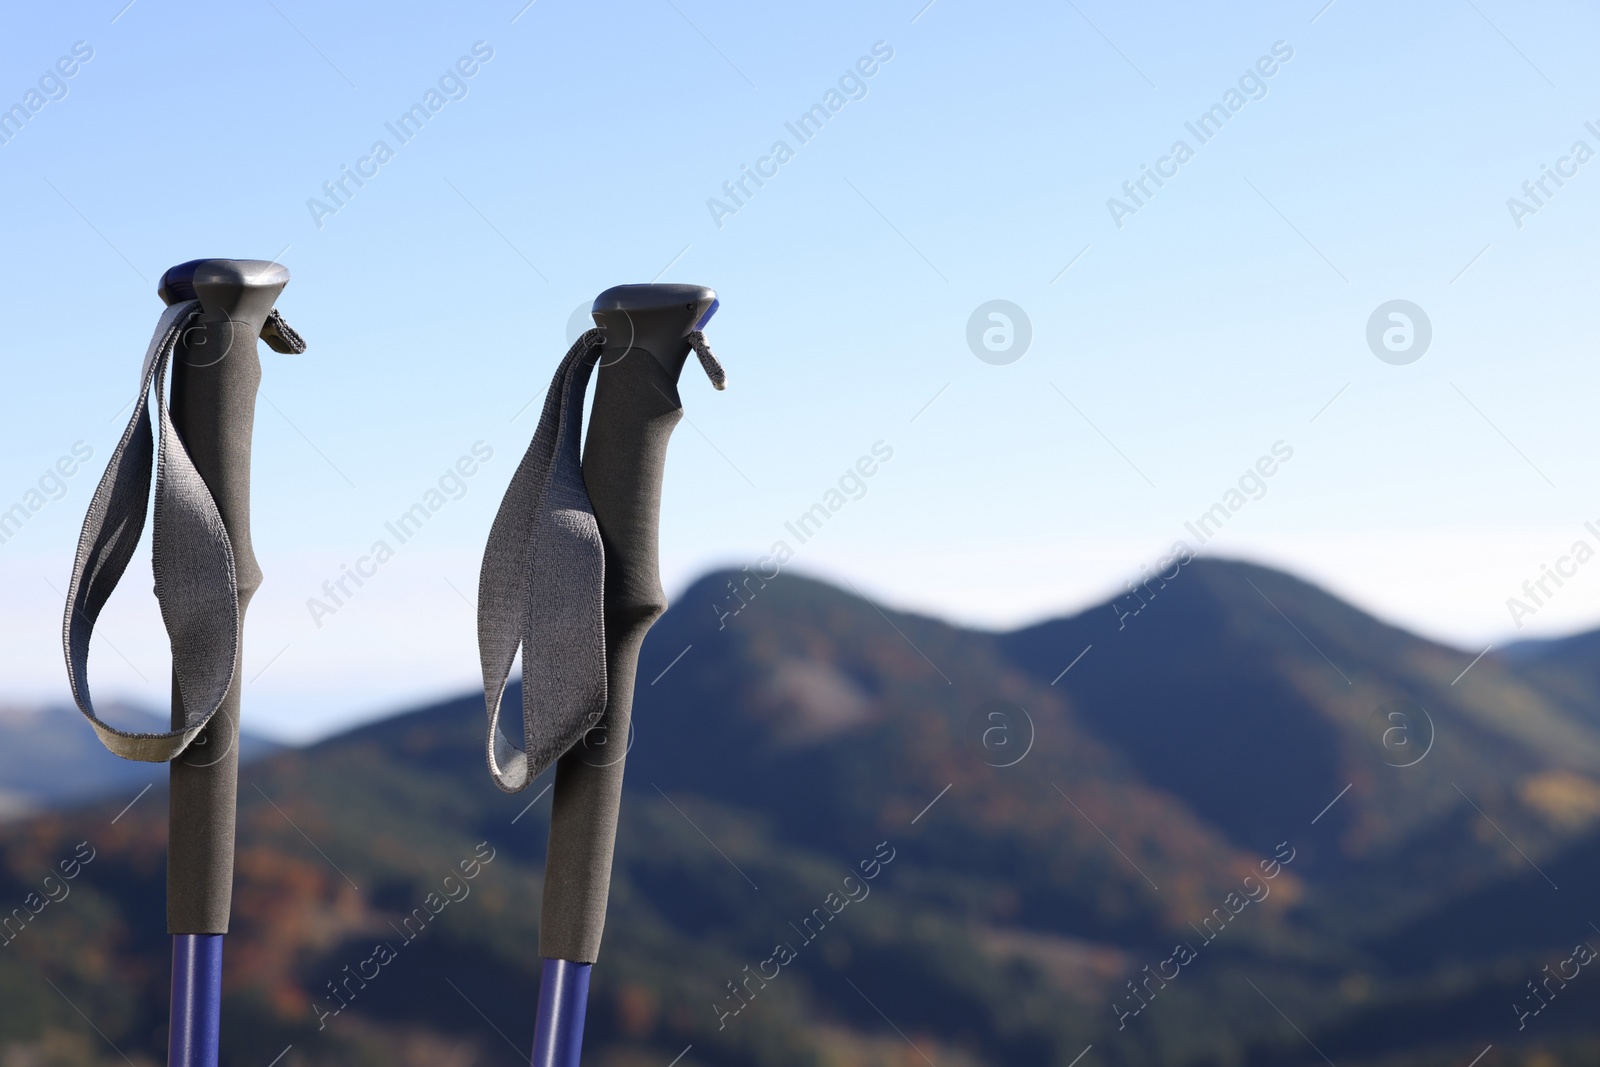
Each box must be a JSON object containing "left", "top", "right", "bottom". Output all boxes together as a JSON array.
[
  {"left": 0, "top": 700, "right": 281, "bottom": 819},
  {"left": 7, "top": 559, "right": 1600, "bottom": 1064}
]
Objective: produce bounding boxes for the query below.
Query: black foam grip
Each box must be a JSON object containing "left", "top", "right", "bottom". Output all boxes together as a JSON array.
[
  {"left": 166, "top": 294, "right": 271, "bottom": 934},
  {"left": 539, "top": 348, "right": 683, "bottom": 962}
]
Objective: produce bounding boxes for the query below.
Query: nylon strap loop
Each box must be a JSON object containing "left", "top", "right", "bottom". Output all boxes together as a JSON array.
[
  {"left": 479, "top": 330, "right": 609, "bottom": 792},
  {"left": 62, "top": 300, "right": 242, "bottom": 762},
  {"left": 478, "top": 329, "right": 727, "bottom": 792}
]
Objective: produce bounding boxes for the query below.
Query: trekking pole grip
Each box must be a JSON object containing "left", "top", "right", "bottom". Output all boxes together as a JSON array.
[
  {"left": 539, "top": 284, "right": 717, "bottom": 963},
  {"left": 158, "top": 259, "right": 287, "bottom": 933}
]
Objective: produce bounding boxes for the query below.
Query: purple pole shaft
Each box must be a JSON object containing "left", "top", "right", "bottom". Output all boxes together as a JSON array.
[
  {"left": 531, "top": 957, "right": 591, "bottom": 1067},
  {"left": 169, "top": 934, "right": 223, "bottom": 1067}
]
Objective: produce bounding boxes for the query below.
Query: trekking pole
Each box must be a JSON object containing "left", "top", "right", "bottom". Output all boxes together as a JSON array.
[
  {"left": 478, "top": 283, "right": 725, "bottom": 1067},
  {"left": 62, "top": 259, "right": 305, "bottom": 1067}
]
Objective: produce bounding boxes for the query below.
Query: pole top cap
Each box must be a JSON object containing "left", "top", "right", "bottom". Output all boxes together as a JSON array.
[
  {"left": 593, "top": 284, "right": 718, "bottom": 331},
  {"left": 158, "top": 259, "right": 291, "bottom": 306}
]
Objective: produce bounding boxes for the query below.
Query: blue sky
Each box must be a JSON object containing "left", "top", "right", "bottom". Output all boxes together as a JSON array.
[{"left": 2, "top": 0, "right": 1598, "bottom": 740}]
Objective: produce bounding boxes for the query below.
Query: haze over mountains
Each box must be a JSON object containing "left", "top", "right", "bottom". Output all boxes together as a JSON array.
[
  {"left": 5, "top": 559, "right": 1600, "bottom": 1066},
  {"left": 0, "top": 702, "right": 279, "bottom": 821}
]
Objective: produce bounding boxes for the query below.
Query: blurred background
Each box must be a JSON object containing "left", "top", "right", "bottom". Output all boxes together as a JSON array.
[{"left": 3, "top": 0, "right": 1600, "bottom": 1064}]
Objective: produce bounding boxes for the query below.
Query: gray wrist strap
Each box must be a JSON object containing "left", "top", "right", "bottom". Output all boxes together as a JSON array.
[
  {"left": 62, "top": 299, "right": 305, "bottom": 764},
  {"left": 62, "top": 300, "right": 240, "bottom": 763},
  {"left": 479, "top": 330, "right": 610, "bottom": 792},
  {"left": 478, "top": 328, "right": 725, "bottom": 793}
]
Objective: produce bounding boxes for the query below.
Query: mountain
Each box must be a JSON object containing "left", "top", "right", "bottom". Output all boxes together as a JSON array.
[
  {"left": 0, "top": 701, "right": 281, "bottom": 821},
  {"left": 1500, "top": 630, "right": 1600, "bottom": 735},
  {"left": 4, "top": 559, "right": 1600, "bottom": 1065}
]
